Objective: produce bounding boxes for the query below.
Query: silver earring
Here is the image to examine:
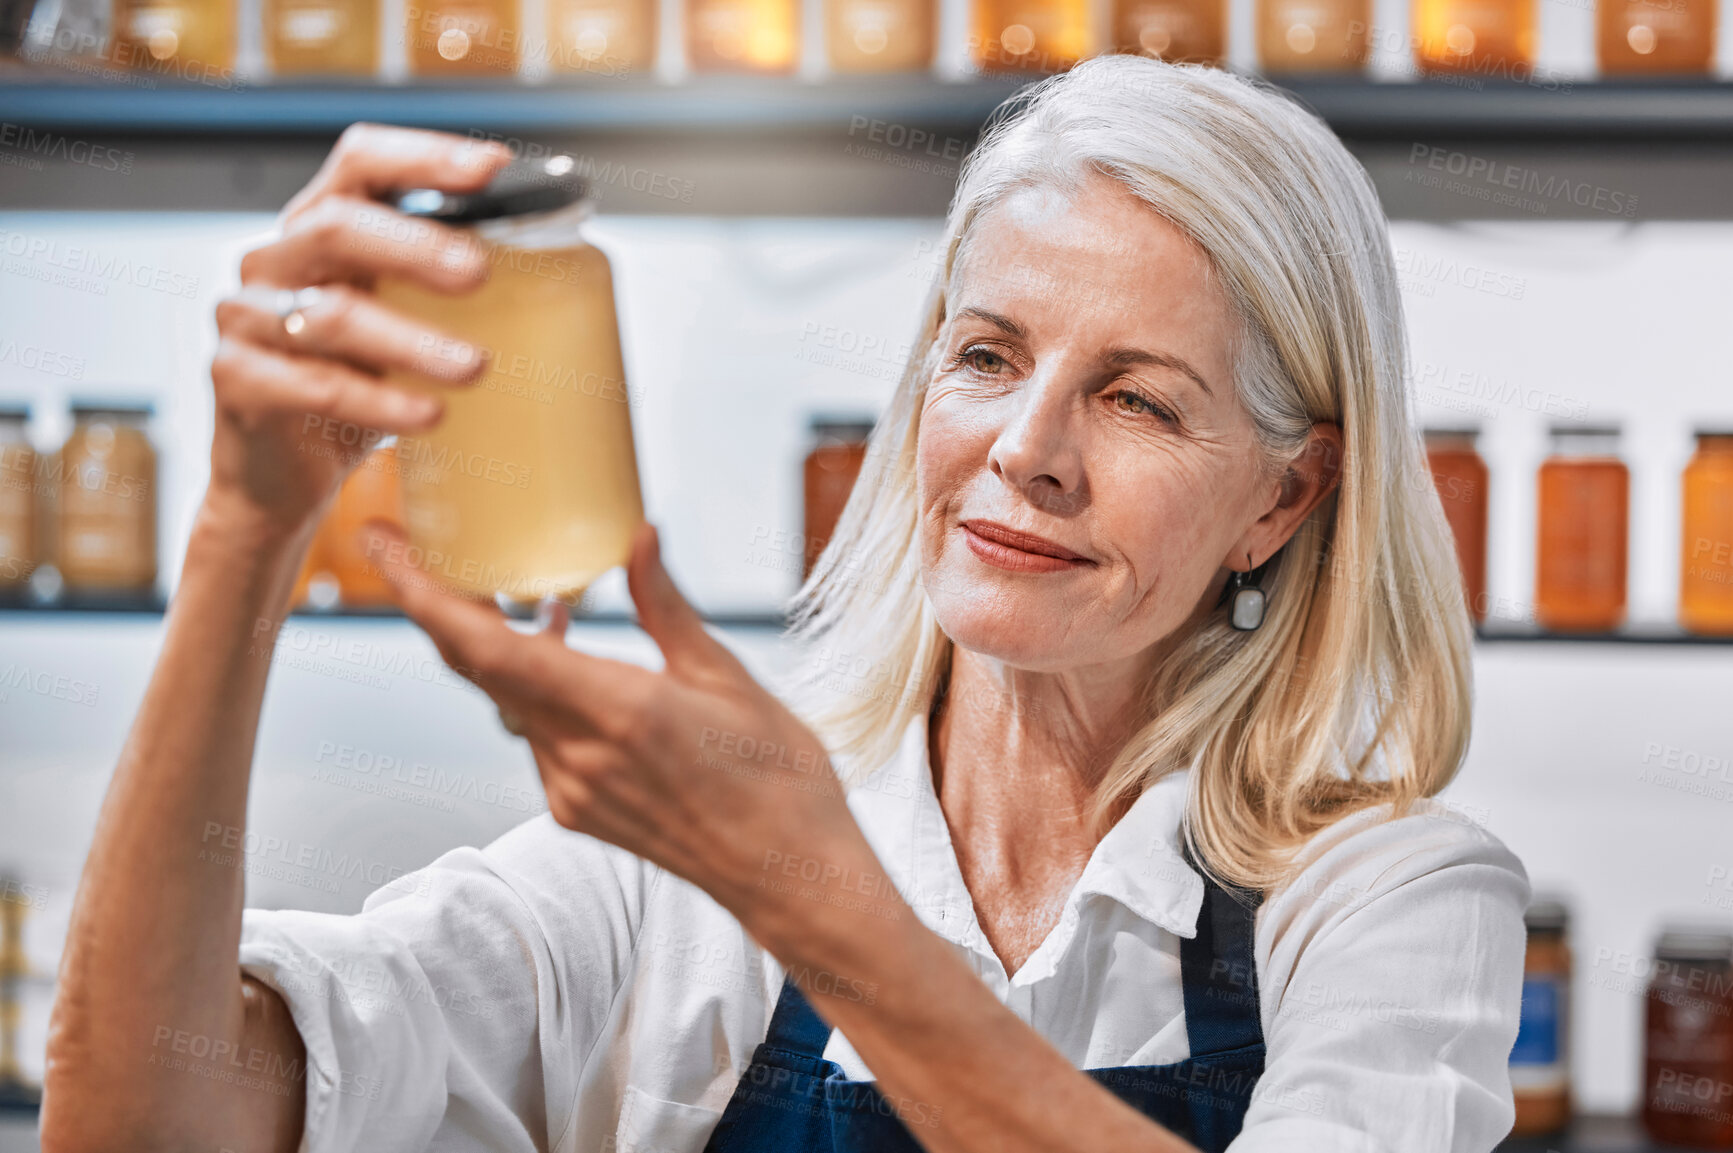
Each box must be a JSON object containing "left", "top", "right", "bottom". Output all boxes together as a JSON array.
[{"left": 1227, "top": 570, "right": 1266, "bottom": 632}]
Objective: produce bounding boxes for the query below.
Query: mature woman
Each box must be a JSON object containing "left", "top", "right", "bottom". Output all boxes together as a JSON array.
[{"left": 42, "top": 55, "right": 1527, "bottom": 1153}]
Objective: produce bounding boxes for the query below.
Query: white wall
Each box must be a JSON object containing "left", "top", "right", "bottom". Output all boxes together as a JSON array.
[{"left": 4, "top": 211, "right": 1733, "bottom": 1113}]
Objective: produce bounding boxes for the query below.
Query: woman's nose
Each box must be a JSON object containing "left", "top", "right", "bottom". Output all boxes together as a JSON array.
[{"left": 985, "top": 368, "right": 1087, "bottom": 515}]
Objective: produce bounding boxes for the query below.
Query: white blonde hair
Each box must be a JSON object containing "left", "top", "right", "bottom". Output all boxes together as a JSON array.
[{"left": 785, "top": 55, "right": 1472, "bottom": 891}]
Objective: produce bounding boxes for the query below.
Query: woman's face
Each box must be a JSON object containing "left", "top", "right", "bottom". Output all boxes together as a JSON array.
[{"left": 916, "top": 172, "right": 1303, "bottom": 677}]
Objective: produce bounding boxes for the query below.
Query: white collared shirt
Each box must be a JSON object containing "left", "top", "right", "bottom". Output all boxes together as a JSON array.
[{"left": 239, "top": 711, "right": 1529, "bottom": 1153}]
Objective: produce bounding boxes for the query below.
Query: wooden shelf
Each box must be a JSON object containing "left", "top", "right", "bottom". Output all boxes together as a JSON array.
[{"left": 1, "top": 75, "right": 1732, "bottom": 140}]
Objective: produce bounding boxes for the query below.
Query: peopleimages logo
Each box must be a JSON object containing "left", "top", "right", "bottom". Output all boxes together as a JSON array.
[{"left": 1407, "top": 145, "right": 1638, "bottom": 218}]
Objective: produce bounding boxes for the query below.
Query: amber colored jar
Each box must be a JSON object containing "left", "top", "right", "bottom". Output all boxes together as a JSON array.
[
  {"left": 1510, "top": 901, "right": 1572, "bottom": 1136},
  {"left": 1111, "top": 0, "right": 1225, "bottom": 64},
  {"left": 970, "top": 0, "right": 1090, "bottom": 72},
  {"left": 406, "top": 0, "right": 519, "bottom": 74},
  {"left": 266, "top": 0, "right": 380, "bottom": 75},
  {"left": 827, "top": 0, "right": 934, "bottom": 71},
  {"left": 1680, "top": 431, "right": 1733, "bottom": 636},
  {"left": 803, "top": 418, "right": 873, "bottom": 580},
  {"left": 0, "top": 408, "right": 35, "bottom": 591},
  {"left": 112, "top": 0, "right": 235, "bottom": 72},
  {"left": 328, "top": 450, "right": 403, "bottom": 607},
  {"left": 1257, "top": 0, "right": 1369, "bottom": 71},
  {"left": 546, "top": 0, "right": 655, "bottom": 73},
  {"left": 1643, "top": 927, "right": 1733, "bottom": 1148},
  {"left": 1535, "top": 425, "right": 1627, "bottom": 633},
  {"left": 1425, "top": 427, "right": 1488, "bottom": 625},
  {"left": 687, "top": 0, "right": 798, "bottom": 71},
  {"left": 1598, "top": 0, "right": 1714, "bottom": 73},
  {"left": 57, "top": 403, "right": 157, "bottom": 596},
  {"left": 1411, "top": 0, "right": 1534, "bottom": 74}
]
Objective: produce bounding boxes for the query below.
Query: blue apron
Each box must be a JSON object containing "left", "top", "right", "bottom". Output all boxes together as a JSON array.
[{"left": 702, "top": 863, "right": 1266, "bottom": 1153}]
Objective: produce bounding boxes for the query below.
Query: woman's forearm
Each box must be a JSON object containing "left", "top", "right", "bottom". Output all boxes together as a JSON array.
[
  {"left": 751, "top": 847, "right": 1197, "bottom": 1153},
  {"left": 43, "top": 490, "right": 312, "bottom": 1153}
]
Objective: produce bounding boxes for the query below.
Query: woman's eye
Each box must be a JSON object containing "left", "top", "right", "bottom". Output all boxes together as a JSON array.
[
  {"left": 959, "top": 346, "right": 1008, "bottom": 375},
  {"left": 1112, "top": 389, "right": 1174, "bottom": 423}
]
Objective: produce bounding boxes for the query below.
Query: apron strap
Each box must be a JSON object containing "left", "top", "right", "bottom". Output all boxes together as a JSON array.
[
  {"left": 761, "top": 970, "right": 835, "bottom": 1057},
  {"left": 1178, "top": 846, "right": 1265, "bottom": 1056}
]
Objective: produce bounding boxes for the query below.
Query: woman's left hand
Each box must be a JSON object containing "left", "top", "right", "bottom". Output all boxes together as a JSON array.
[{"left": 364, "top": 520, "right": 899, "bottom": 942}]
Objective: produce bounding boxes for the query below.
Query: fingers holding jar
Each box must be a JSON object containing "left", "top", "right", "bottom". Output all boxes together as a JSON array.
[{"left": 216, "top": 284, "right": 490, "bottom": 385}]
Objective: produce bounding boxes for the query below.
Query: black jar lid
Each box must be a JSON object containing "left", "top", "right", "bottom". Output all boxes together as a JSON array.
[
  {"left": 392, "top": 154, "right": 588, "bottom": 223},
  {"left": 1524, "top": 899, "right": 1570, "bottom": 935}
]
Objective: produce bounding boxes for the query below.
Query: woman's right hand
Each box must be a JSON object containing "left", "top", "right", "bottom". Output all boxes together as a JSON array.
[{"left": 206, "top": 123, "right": 512, "bottom": 541}]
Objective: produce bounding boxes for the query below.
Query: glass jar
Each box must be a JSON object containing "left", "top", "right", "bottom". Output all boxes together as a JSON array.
[
  {"left": 0, "top": 407, "right": 35, "bottom": 591},
  {"left": 1111, "top": 0, "right": 1225, "bottom": 64},
  {"left": 1598, "top": 0, "right": 1714, "bottom": 73},
  {"left": 1535, "top": 424, "right": 1627, "bottom": 633},
  {"left": 112, "top": 0, "right": 235, "bottom": 72},
  {"left": 546, "top": 0, "right": 655, "bottom": 74},
  {"left": 827, "top": 0, "right": 934, "bottom": 71},
  {"left": 1424, "top": 426, "right": 1488, "bottom": 625},
  {"left": 375, "top": 156, "right": 644, "bottom": 609},
  {"left": 406, "top": 0, "right": 520, "bottom": 74},
  {"left": 1257, "top": 0, "right": 1369, "bottom": 71},
  {"left": 1681, "top": 430, "right": 1733, "bottom": 637},
  {"left": 803, "top": 417, "right": 873, "bottom": 581},
  {"left": 1510, "top": 900, "right": 1571, "bottom": 1136},
  {"left": 1412, "top": 0, "right": 1534, "bottom": 75},
  {"left": 686, "top": 0, "right": 798, "bottom": 71},
  {"left": 266, "top": 0, "right": 380, "bottom": 74},
  {"left": 327, "top": 448, "right": 403, "bottom": 608},
  {"left": 970, "top": 0, "right": 1090, "bottom": 72},
  {"left": 1643, "top": 926, "right": 1733, "bottom": 1148},
  {"left": 57, "top": 401, "right": 157, "bottom": 597}
]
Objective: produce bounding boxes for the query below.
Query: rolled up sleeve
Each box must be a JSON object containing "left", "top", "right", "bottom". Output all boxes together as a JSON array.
[
  {"left": 1231, "top": 806, "right": 1531, "bottom": 1153},
  {"left": 239, "top": 815, "right": 652, "bottom": 1152}
]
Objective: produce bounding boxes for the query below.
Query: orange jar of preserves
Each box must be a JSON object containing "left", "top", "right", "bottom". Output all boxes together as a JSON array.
[
  {"left": 1424, "top": 426, "right": 1488, "bottom": 624},
  {"left": 802, "top": 417, "right": 873, "bottom": 580},
  {"left": 1643, "top": 926, "right": 1733, "bottom": 1147},
  {"left": 1257, "top": 0, "right": 1369, "bottom": 71},
  {"left": 1598, "top": 0, "right": 1715, "bottom": 74},
  {"left": 971, "top": 0, "right": 1091, "bottom": 72},
  {"left": 1412, "top": 0, "right": 1534, "bottom": 75},
  {"left": 1535, "top": 425, "right": 1627, "bottom": 633},
  {"left": 57, "top": 402, "right": 158, "bottom": 598},
  {"left": 0, "top": 406, "right": 36, "bottom": 592},
  {"left": 1112, "top": 0, "right": 1225, "bottom": 64},
  {"left": 687, "top": 0, "right": 799, "bottom": 71},
  {"left": 827, "top": 0, "right": 934, "bottom": 71},
  {"left": 1510, "top": 901, "right": 1571, "bottom": 1136},
  {"left": 1680, "top": 430, "right": 1733, "bottom": 636}
]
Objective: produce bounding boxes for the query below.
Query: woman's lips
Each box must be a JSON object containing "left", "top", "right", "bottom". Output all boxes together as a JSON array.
[{"left": 960, "top": 521, "right": 1092, "bottom": 574}]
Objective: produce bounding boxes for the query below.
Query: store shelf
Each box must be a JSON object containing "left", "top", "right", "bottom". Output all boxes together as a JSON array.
[
  {"left": 2, "top": 74, "right": 1733, "bottom": 140},
  {"left": 1495, "top": 1114, "right": 1687, "bottom": 1152},
  {"left": 1475, "top": 622, "right": 1733, "bottom": 645}
]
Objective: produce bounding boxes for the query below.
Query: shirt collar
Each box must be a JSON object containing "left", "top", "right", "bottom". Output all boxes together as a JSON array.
[{"left": 845, "top": 710, "right": 1206, "bottom": 959}]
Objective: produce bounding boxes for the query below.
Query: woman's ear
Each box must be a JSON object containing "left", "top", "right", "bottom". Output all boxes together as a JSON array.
[{"left": 1231, "top": 423, "right": 1343, "bottom": 571}]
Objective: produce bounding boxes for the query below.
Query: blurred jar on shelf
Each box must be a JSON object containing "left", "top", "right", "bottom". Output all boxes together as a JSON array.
[
  {"left": 266, "top": 0, "right": 380, "bottom": 75},
  {"left": 376, "top": 156, "right": 645, "bottom": 608},
  {"left": 1598, "top": 0, "right": 1714, "bottom": 73},
  {"left": 407, "top": 0, "right": 520, "bottom": 74},
  {"left": 112, "top": 0, "right": 235, "bottom": 73},
  {"left": 1111, "top": 0, "right": 1224, "bottom": 64},
  {"left": 687, "top": 0, "right": 798, "bottom": 71},
  {"left": 827, "top": 0, "right": 933, "bottom": 71},
  {"left": 1643, "top": 925, "right": 1733, "bottom": 1148},
  {"left": 546, "top": 0, "right": 655, "bottom": 74},
  {"left": 1681, "top": 428, "right": 1733, "bottom": 636},
  {"left": 1510, "top": 900, "right": 1571, "bottom": 1136},
  {"left": 1424, "top": 426, "right": 1488, "bottom": 625},
  {"left": 1535, "top": 424, "right": 1627, "bottom": 633},
  {"left": 57, "top": 401, "right": 157, "bottom": 598},
  {"left": 803, "top": 416, "right": 874, "bottom": 580},
  {"left": 1411, "top": 0, "right": 1533, "bottom": 75},
  {"left": 970, "top": 0, "right": 1090, "bottom": 73},
  {"left": 1256, "top": 0, "right": 1368, "bottom": 71},
  {"left": 0, "top": 406, "right": 35, "bottom": 592}
]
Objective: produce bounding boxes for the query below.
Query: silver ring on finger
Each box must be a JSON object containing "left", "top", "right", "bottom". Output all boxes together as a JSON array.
[{"left": 274, "top": 286, "right": 325, "bottom": 339}]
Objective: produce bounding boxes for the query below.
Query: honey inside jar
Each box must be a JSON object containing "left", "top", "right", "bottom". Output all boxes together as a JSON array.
[{"left": 374, "top": 157, "right": 645, "bottom": 609}]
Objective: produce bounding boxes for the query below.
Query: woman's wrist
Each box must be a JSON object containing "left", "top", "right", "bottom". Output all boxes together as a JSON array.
[{"left": 738, "top": 828, "right": 922, "bottom": 977}]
